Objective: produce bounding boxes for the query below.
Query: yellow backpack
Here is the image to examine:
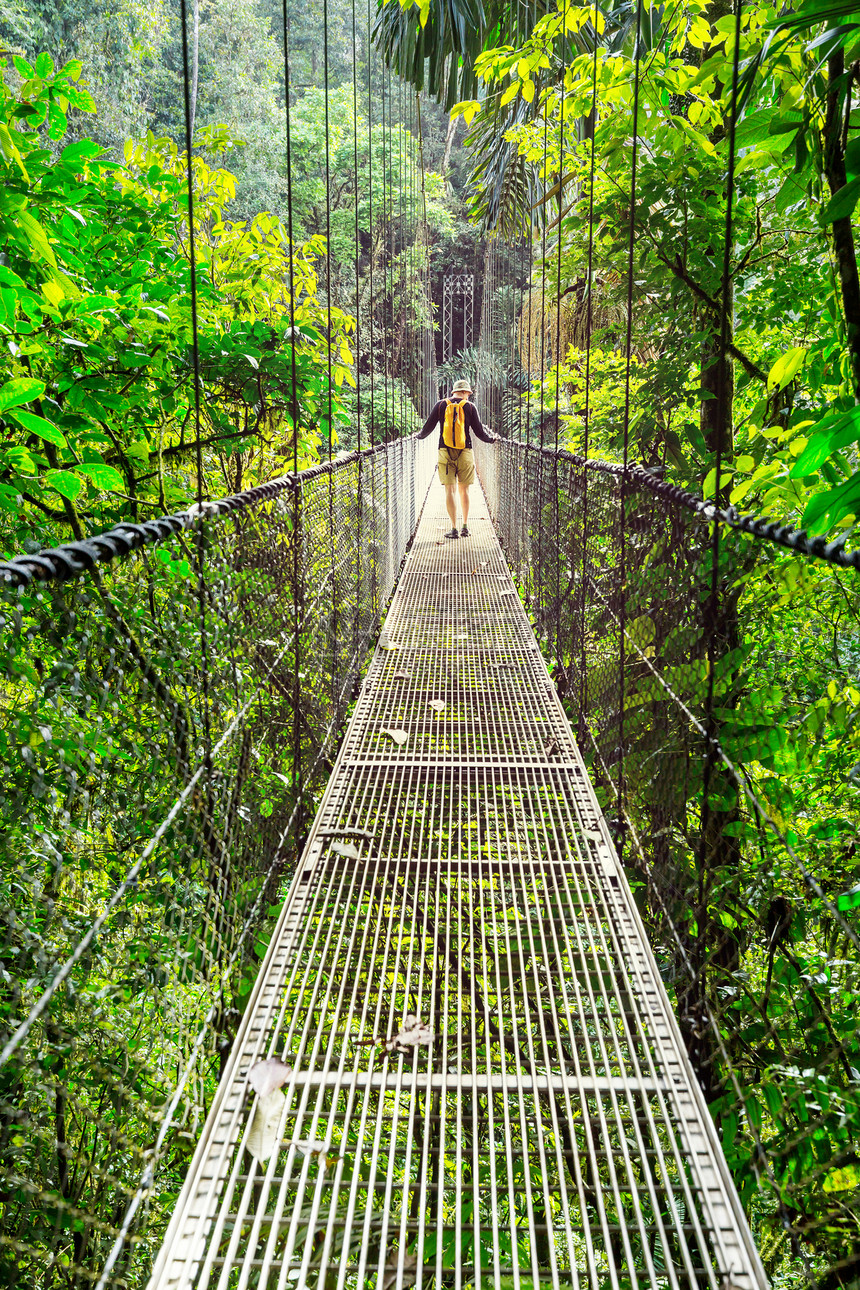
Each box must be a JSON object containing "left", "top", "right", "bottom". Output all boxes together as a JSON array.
[{"left": 442, "top": 399, "right": 467, "bottom": 450}]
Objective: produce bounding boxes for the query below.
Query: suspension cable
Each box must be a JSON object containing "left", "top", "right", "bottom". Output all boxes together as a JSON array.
[
  {"left": 616, "top": 0, "right": 644, "bottom": 858},
  {"left": 553, "top": 0, "right": 567, "bottom": 666},
  {"left": 579, "top": 3, "right": 600, "bottom": 741}
]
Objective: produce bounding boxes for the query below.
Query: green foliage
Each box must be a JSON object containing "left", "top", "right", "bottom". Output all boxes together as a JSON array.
[
  {"left": 0, "top": 56, "right": 354, "bottom": 548},
  {"left": 336, "top": 375, "right": 421, "bottom": 447}
]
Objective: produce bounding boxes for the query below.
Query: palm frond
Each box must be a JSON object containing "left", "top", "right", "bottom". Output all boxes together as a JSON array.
[
  {"left": 372, "top": 0, "right": 490, "bottom": 108},
  {"left": 465, "top": 88, "right": 545, "bottom": 237}
]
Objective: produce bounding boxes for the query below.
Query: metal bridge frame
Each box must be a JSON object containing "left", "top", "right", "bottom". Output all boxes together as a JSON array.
[
  {"left": 442, "top": 273, "right": 475, "bottom": 362},
  {"left": 148, "top": 473, "right": 767, "bottom": 1290}
]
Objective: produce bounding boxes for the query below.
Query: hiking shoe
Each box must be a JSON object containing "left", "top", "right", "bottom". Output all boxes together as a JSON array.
[
  {"left": 444, "top": 527, "right": 459, "bottom": 539},
  {"left": 461, "top": 525, "right": 470, "bottom": 537}
]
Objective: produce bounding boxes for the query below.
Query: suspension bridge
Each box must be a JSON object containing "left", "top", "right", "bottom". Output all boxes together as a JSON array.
[
  {"left": 144, "top": 468, "right": 765, "bottom": 1290},
  {"left": 2, "top": 0, "right": 860, "bottom": 1285}
]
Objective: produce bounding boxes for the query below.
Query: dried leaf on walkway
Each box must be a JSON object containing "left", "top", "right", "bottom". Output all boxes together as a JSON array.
[
  {"left": 291, "top": 1138, "right": 336, "bottom": 1169},
  {"left": 428, "top": 699, "right": 445, "bottom": 713},
  {"left": 246, "top": 1088, "right": 286, "bottom": 1163},
  {"left": 248, "top": 1057, "right": 292, "bottom": 1096},
  {"left": 392, "top": 672, "right": 410, "bottom": 682},
  {"left": 500, "top": 590, "right": 515, "bottom": 598},
  {"left": 246, "top": 1057, "right": 293, "bottom": 1162},
  {"left": 381, "top": 728, "right": 408, "bottom": 746},
  {"left": 330, "top": 840, "right": 361, "bottom": 859},
  {"left": 384, "top": 1013, "right": 433, "bottom": 1054},
  {"left": 291, "top": 1137, "right": 328, "bottom": 1156}
]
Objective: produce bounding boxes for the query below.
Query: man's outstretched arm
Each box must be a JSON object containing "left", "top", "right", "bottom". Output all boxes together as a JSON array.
[
  {"left": 417, "top": 401, "right": 443, "bottom": 439},
  {"left": 468, "top": 405, "right": 500, "bottom": 443}
]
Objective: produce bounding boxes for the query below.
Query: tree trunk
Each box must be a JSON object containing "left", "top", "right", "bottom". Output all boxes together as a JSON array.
[
  {"left": 675, "top": 1, "right": 742, "bottom": 1099},
  {"left": 699, "top": 298, "right": 734, "bottom": 469},
  {"left": 442, "top": 111, "right": 458, "bottom": 174},
  {"left": 824, "top": 48, "right": 860, "bottom": 397}
]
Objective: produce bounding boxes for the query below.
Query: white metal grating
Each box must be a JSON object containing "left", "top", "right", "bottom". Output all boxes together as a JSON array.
[{"left": 148, "top": 484, "right": 767, "bottom": 1290}]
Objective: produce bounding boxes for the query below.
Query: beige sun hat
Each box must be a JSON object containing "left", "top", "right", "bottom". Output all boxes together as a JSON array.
[{"left": 451, "top": 379, "right": 472, "bottom": 394}]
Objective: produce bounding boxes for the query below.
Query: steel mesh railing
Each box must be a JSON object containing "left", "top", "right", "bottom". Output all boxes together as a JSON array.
[
  {"left": 477, "top": 437, "right": 860, "bottom": 1283},
  {"left": 0, "top": 436, "right": 433, "bottom": 1288}
]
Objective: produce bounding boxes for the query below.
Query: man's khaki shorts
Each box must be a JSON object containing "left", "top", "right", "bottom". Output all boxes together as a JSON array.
[{"left": 437, "top": 446, "right": 475, "bottom": 486}]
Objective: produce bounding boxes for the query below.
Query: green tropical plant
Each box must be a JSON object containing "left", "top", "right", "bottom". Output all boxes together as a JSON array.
[{"left": 0, "top": 52, "right": 354, "bottom": 551}]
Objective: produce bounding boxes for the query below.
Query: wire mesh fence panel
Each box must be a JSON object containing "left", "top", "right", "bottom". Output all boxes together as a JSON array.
[
  {"left": 477, "top": 438, "right": 860, "bottom": 1284},
  {"left": 0, "top": 439, "right": 433, "bottom": 1289}
]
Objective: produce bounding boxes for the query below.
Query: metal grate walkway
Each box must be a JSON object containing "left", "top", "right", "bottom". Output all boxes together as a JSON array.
[{"left": 148, "top": 481, "right": 766, "bottom": 1290}]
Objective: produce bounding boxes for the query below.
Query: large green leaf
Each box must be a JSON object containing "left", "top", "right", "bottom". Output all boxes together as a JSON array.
[
  {"left": 44, "top": 469, "right": 83, "bottom": 501},
  {"left": 77, "top": 462, "right": 125, "bottom": 491},
  {"left": 801, "top": 470, "right": 860, "bottom": 530},
  {"left": 790, "top": 406, "right": 860, "bottom": 476},
  {"left": 819, "top": 174, "right": 860, "bottom": 223},
  {"left": 15, "top": 209, "right": 58, "bottom": 267},
  {"left": 0, "top": 377, "right": 45, "bottom": 413},
  {"left": 9, "top": 408, "right": 67, "bottom": 447},
  {"left": 59, "top": 139, "right": 101, "bottom": 166}
]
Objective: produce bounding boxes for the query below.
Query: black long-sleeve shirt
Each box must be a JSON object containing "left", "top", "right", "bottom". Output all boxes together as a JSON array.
[{"left": 417, "top": 398, "right": 497, "bottom": 450}]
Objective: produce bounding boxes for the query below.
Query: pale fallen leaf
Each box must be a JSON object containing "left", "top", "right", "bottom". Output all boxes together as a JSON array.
[
  {"left": 292, "top": 1137, "right": 329, "bottom": 1156},
  {"left": 385, "top": 1013, "right": 433, "bottom": 1054},
  {"left": 330, "top": 840, "right": 361, "bottom": 859},
  {"left": 500, "top": 590, "right": 515, "bottom": 598},
  {"left": 381, "top": 729, "right": 408, "bottom": 746},
  {"left": 249, "top": 1057, "right": 292, "bottom": 1097},
  {"left": 291, "top": 1137, "right": 338, "bottom": 1168},
  {"left": 428, "top": 700, "right": 445, "bottom": 713},
  {"left": 246, "top": 1088, "right": 286, "bottom": 1163},
  {"left": 392, "top": 672, "right": 410, "bottom": 682}
]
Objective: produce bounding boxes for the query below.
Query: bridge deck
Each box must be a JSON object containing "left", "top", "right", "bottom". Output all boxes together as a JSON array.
[{"left": 148, "top": 483, "right": 765, "bottom": 1290}]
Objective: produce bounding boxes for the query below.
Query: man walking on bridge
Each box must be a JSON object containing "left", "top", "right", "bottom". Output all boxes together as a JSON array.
[{"left": 417, "top": 379, "right": 499, "bottom": 539}]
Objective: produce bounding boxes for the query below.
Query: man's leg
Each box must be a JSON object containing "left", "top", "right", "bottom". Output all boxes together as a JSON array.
[
  {"left": 444, "top": 481, "right": 458, "bottom": 528},
  {"left": 458, "top": 481, "right": 470, "bottom": 527}
]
